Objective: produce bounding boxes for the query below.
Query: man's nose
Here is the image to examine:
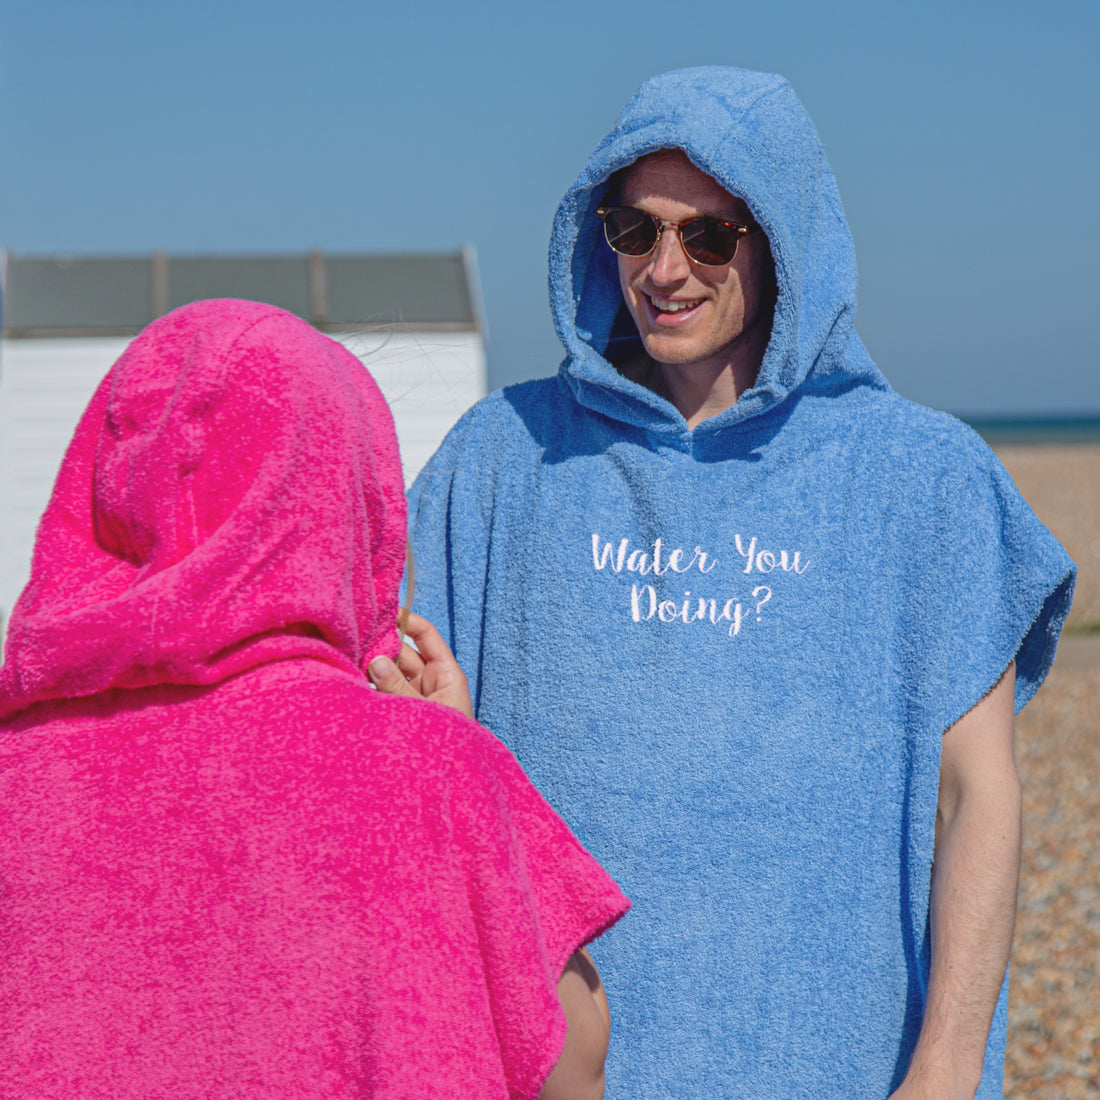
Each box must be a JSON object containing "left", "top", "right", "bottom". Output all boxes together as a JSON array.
[{"left": 647, "top": 225, "right": 692, "bottom": 283}]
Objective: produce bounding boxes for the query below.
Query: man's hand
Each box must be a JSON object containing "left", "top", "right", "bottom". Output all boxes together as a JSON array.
[
  {"left": 368, "top": 612, "right": 474, "bottom": 719},
  {"left": 890, "top": 662, "right": 1020, "bottom": 1100}
]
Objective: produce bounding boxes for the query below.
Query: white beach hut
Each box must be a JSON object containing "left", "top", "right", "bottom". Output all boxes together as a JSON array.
[{"left": 0, "top": 248, "right": 488, "bottom": 642}]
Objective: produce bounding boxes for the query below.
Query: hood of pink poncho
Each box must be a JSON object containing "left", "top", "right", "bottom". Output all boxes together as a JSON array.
[{"left": 0, "top": 299, "right": 406, "bottom": 716}]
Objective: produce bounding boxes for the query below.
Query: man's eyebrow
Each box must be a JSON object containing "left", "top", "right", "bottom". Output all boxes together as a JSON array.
[{"left": 619, "top": 197, "right": 752, "bottom": 221}]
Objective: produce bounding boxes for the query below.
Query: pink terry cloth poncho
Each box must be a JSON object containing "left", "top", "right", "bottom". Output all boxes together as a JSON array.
[{"left": 0, "top": 299, "right": 629, "bottom": 1098}]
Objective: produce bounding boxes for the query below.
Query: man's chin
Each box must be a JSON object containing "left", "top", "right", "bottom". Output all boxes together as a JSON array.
[{"left": 640, "top": 336, "right": 726, "bottom": 371}]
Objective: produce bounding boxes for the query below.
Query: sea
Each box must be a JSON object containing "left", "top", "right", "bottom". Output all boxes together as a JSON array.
[{"left": 960, "top": 416, "right": 1100, "bottom": 446}]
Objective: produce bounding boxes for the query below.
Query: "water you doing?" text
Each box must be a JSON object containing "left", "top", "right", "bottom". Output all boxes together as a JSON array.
[{"left": 591, "top": 533, "right": 810, "bottom": 637}]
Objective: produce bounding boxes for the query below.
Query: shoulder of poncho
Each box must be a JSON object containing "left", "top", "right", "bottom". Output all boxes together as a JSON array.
[
  {"left": 830, "top": 387, "right": 998, "bottom": 473},
  {"left": 421, "top": 376, "right": 571, "bottom": 472}
]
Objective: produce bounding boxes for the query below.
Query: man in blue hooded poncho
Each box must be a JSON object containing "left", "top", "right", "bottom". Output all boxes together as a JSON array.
[{"left": 397, "top": 68, "right": 1075, "bottom": 1098}]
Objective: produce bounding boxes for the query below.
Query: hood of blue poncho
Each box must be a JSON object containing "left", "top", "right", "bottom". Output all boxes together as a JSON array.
[{"left": 550, "top": 66, "right": 889, "bottom": 437}]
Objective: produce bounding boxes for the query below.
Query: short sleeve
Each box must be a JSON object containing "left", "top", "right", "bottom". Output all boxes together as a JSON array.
[
  {"left": 903, "top": 429, "right": 1075, "bottom": 733},
  {"left": 446, "top": 717, "right": 630, "bottom": 1099}
]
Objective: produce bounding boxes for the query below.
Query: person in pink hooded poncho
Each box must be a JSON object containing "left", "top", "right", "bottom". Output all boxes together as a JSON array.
[{"left": 0, "top": 299, "right": 629, "bottom": 1099}]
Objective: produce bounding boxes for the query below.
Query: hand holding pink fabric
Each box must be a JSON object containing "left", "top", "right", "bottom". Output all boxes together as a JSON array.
[{"left": 369, "top": 611, "right": 475, "bottom": 718}]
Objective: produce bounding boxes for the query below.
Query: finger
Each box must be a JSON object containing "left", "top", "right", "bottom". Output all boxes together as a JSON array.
[
  {"left": 368, "top": 655, "right": 424, "bottom": 700},
  {"left": 393, "top": 641, "right": 427, "bottom": 681},
  {"left": 401, "top": 612, "right": 465, "bottom": 672}
]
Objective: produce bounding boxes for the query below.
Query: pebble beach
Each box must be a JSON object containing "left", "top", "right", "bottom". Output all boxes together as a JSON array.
[{"left": 995, "top": 445, "right": 1099, "bottom": 1098}]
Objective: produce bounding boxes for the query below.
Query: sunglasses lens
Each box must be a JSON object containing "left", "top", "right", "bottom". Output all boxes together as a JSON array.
[
  {"left": 602, "top": 208, "right": 658, "bottom": 257},
  {"left": 601, "top": 207, "right": 746, "bottom": 266},
  {"left": 680, "top": 217, "right": 742, "bottom": 266}
]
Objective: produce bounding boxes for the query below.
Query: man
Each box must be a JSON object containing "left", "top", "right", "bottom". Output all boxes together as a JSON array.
[{"left": 385, "top": 68, "right": 1074, "bottom": 1098}]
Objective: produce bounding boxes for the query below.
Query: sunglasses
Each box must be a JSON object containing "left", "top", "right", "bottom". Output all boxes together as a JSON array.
[{"left": 596, "top": 205, "right": 754, "bottom": 267}]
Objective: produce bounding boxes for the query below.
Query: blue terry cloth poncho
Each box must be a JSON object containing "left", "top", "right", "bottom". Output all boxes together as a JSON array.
[{"left": 408, "top": 67, "right": 1075, "bottom": 1098}]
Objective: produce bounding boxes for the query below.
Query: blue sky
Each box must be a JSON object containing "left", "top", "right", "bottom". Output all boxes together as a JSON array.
[{"left": 3, "top": 0, "right": 1097, "bottom": 416}]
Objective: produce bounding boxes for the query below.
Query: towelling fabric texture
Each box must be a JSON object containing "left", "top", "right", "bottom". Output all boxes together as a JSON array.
[
  {"left": 408, "top": 68, "right": 1076, "bottom": 1098},
  {"left": 0, "top": 300, "right": 628, "bottom": 1098}
]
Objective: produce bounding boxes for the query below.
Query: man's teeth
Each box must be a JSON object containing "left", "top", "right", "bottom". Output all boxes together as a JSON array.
[{"left": 650, "top": 296, "right": 701, "bottom": 313}]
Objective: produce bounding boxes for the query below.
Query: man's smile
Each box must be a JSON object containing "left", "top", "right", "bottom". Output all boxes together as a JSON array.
[{"left": 647, "top": 294, "right": 704, "bottom": 317}]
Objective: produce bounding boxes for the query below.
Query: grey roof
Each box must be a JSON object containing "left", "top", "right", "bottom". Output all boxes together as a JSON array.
[{"left": 0, "top": 249, "right": 484, "bottom": 337}]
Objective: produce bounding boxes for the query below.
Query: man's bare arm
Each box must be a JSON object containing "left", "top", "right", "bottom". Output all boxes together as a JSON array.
[{"left": 891, "top": 662, "right": 1020, "bottom": 1100}]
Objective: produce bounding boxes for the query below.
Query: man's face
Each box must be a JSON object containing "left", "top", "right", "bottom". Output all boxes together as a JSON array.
[{"left": 614, "top": 150, "right": 774, "bottom": 376}]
